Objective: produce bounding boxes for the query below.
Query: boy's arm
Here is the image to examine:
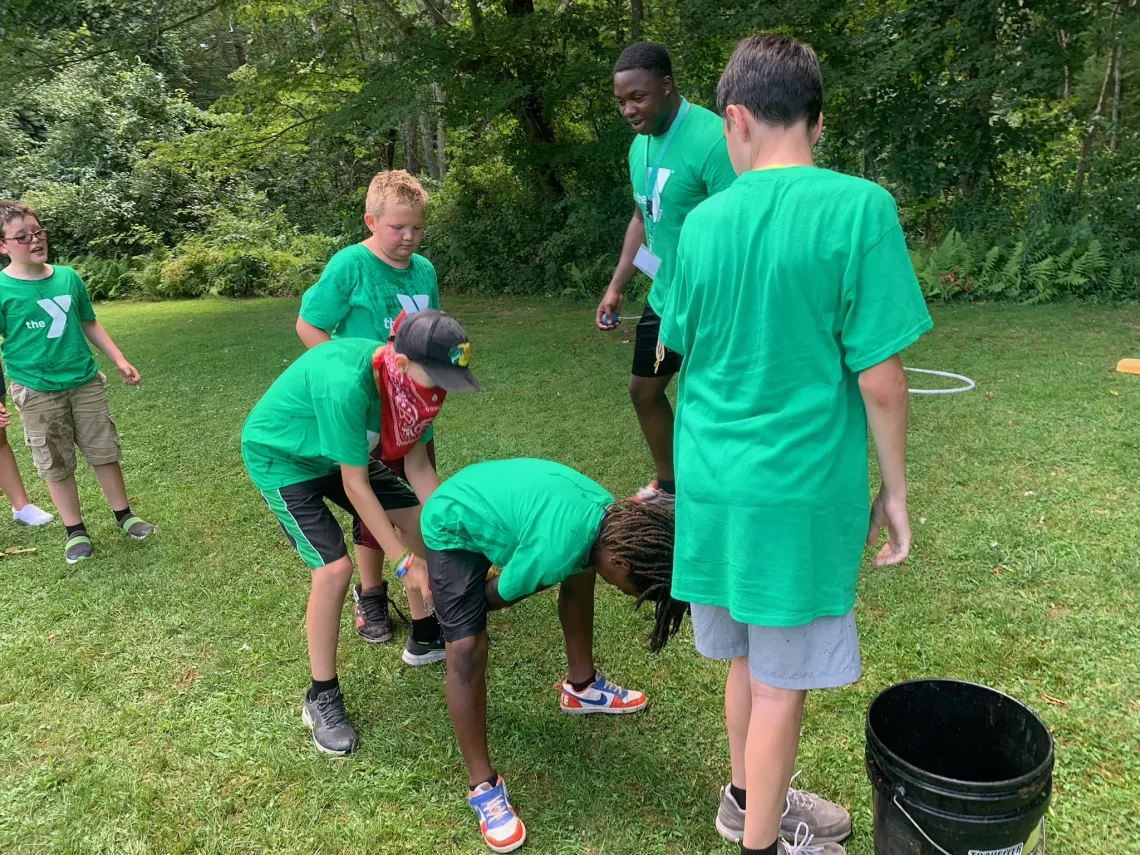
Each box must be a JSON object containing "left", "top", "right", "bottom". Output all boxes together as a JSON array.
[
  {"left": 859, "top": 354, "right": 911, "bottom": 566},
  {"left": 402, "top": 441, "right": 440, "bottom": 503},
  {"left": 81, "top": 320, "right": 140, "bottom": 385},
  {"left": 340, "top": 463, "right": 432, "bottom": 601},
  {"left": 296, "top": 317, "right": 332, "bottom": 349},
  {"left": 596, "top": 205, "right": 645, "bottom": 330}
]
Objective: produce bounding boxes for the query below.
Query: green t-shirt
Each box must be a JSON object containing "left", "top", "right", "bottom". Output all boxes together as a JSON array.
[
  {"left": 299, "top": 243, "right": 440, "bottom": 340},
  {"left": 658, "top": 166, "right": 932, "bottom": 627},
  {"left": 628, "top": 100, "right": 738, "bottom": 314},
  {"left": 241, "top": 338, "right": 383, "bottom": 491},
  {"left": 0, "top": 265, "right": 98, "bottom": 391},
  {"left": 421, "top": 458, "right": 614, "bottom": 602}
]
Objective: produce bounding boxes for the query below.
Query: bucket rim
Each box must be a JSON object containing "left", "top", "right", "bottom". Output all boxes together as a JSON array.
[{"left": 865, "top": 678, "right": 1055, "bottom": 793}]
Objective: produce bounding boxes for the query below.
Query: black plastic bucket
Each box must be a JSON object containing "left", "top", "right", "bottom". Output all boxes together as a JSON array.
[{"left": 865, "top": 679, "right": 1053, "bottom": 855}]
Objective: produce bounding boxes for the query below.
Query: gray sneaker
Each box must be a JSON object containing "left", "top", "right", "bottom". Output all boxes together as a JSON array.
[
  {"left": 782, "top": 779, "right": 851, "bottom": 844},
  {"left": 714, "top": 778, "right": 852, "bottom": 845},
  {"left": 301, "top": 686, "right": 359, "bottom": 755},
  {"left": 64, "top": 531, "right": 93, "bottom": 564},
  {"left": 779, "top": 822, "right": 847, "bottom": 854},
  {"left": 715, "top": 785, "right": 745, "bottom": 841}
]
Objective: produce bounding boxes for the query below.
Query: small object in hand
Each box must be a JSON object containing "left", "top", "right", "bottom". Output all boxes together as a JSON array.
[{"left": 602, "top": 312, "right": 616, "bottom": 326}]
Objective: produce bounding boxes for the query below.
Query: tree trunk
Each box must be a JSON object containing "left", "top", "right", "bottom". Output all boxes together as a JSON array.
[
  {"left": 419, "top": 113, "right": 438, "bottom": 179},
  {"left": 434, "top": 84, "right": 447, "bottom": 177},
  {"left": 383, "top": 128, "right": 397, "bottom": 171},
  {"left": 403, "top": 116, "right": 420, "bottom": 174},
  {"left": 1110, "top": 43, "right": 1123, "bottom": 152},
  {"left": 1074, "top": 46, "right": 1118, "bottom": 190},
  {"left": 467, "top": 0, "right": 483, "bottom": 32},
  {"left": 630, "top": 0, "right": 643, "bottom": 40}
]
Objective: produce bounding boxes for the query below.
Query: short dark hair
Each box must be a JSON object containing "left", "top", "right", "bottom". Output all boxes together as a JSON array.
[
  {"left": 716, "top": 33, "right": 822, "bottom": 127},
  {"left": 0, "top": 201, "right": 37, "bottom": 238},
  {"left": 614, "top": 41, "right": 673, "bottom": 79}
]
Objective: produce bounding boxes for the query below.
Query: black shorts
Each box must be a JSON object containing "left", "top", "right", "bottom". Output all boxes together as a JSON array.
[
  {"left": 631, "top": 304, "right": 683, "bottom": 378},
  {"left": 427, "top": 548, "right": 493, "bottom": 642},
  {"left": 260, "top": 462, "right": 420, "bottom": 570}
]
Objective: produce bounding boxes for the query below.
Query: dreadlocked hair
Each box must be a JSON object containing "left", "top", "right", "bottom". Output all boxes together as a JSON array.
[{"left": 598, "top": 501, "right": 689, "bottom": 653}]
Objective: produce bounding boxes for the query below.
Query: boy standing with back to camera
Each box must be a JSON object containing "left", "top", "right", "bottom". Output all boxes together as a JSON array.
[
  {"left": 296, "top": 170, "right": 445, "bottom": 665},
  {"left": 659, "top": 35, "right": 932, "bottom": 855}
]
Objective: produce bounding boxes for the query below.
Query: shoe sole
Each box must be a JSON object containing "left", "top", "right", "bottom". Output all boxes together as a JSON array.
[
  {"left": 65, "top": 552, "right": 92, "bottom": 565},
  {"left": 401, "top": 648, "right": 446, "bottom": 666},
  {"left": 780, "top": 824, "right": 851, "bottom": 845},
  {"left": 715, "top": 815, "right": 744, "bottom": 842},
  {"left": 125, "top": 529, "right": 154, "bottom": 540},
  {"left": 13, "top": 517, "right": 53, "bottom": 526},
  {"left": 484, "top": 826, "right": 526, "bottom": 854},
  {"left": 300, "top": 706, "right": 358, "bottom": 756},
  {"left": 356, "top": 628, "right": 393, "bottom": 644},
  {"left": 559, "top": 700, "right": 648, "bottom": 715}
]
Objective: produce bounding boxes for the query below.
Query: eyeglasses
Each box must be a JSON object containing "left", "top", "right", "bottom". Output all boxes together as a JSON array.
[{"left": 0, "top": 229, "right": 46, "bottom": 245}]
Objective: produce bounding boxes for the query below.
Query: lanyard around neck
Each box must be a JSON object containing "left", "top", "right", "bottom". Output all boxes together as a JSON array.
[{"left": 643, "top": 98, "right": 690, "bottom": 247}]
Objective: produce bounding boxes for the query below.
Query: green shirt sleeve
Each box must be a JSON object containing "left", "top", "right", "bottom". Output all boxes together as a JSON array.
[
  {"left": 658, "top": 224, "right": 693, "bottom": 356},
  {"left": 74, "top": 272, "right": 96, "bottom": 321},
  {"left": 312, "top": 380, "right": 371, "bottom": 466},
  {"left": 841, "top": 220, "right": 933, "bottom": 373},
  {"left": 701, "top": 138, "right": 738, "bottom": 197},
  {"left": 299, "top": 252, "right": 353, "bottom": 333}
]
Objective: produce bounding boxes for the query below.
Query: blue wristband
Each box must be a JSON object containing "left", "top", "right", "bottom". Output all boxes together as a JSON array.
[{"left": 394, "top": 550, "right": 411, "bottom": 578}]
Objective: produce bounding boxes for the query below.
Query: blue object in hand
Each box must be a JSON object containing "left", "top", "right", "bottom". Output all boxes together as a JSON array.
[{"left": 602, "top": 312, "right": 616, "bottom": 325}]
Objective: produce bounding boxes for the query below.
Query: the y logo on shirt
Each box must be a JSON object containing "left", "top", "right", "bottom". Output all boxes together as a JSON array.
[
  {"left": 385, "top": 294, "right": 432, "bottom": 331},
  {"left": 34, "top": 295, "right": 72, "bottom": 339},
  {"left": 636, "top": 168, "right": 673, "bottom": 223}
]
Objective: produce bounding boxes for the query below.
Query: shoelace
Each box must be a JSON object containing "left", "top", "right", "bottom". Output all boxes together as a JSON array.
[
  {"left": 782, "top": 821, "right": 823, "bottom": 854},
  {"left": 594, "top": 675, "right": 628, "bottom": 699},
  {"left": 782, "top": 771, "right": 815, "bottom": 817},
  {"left": 316, "top": 693, "right": 349, "bottom": 729},
  {"left": 357, "top": 591, "right": 390, "bottom": 625},
  {"left": 479, "top": 789, "right": 512, "bottom": 826}
]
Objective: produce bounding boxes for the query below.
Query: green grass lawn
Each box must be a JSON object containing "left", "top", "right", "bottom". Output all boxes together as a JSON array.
[{"left": 0, "top": 295, "right": 1137, "bottom": 854}]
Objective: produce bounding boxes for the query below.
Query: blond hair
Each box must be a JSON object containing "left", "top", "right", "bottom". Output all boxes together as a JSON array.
[
  {"left": 0, "top": 200, "right": 38, "bottom": 238},
  {"left": 365, "top": 170, "right": 428, "bottom": 220}
]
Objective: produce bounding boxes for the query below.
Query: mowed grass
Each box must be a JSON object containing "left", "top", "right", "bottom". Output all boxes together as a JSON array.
[{"left": 0, "top": 295, "right": 1137, "bottom": 854}]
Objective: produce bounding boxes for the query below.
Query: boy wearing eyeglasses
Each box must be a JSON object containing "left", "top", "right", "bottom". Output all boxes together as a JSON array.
[{"left": 0, "top": 201, "right": 154, "bottom": 564}]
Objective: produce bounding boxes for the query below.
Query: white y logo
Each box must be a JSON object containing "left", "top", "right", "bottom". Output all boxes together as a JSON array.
[
  {"left": 37, "top": 295, "right": 72, "bottom": 339},
  {"left": 396, "top": 294, "right": 431, "bottom": 315}
]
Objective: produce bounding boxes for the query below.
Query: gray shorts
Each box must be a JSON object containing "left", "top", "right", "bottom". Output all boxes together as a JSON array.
[{"left": 690, "top": 604, "right": 861, "bottom": 690}]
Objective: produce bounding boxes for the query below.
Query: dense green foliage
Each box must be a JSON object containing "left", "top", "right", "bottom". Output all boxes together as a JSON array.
[{"left": 1, "top": 0, "right": 1137, "bottom": 301}]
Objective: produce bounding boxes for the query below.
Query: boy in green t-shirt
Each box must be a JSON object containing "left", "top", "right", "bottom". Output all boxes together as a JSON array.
[
  {"left": 659, "top": 35, "right": 932, "bottom": 855},
  {"left": 596, "top": 42, "right": 737, "bottom": 506},
  {"left": 296, "top": 170, "right": 443, "bottom": 659},
  {"left": 0, "top": 201, "right": 154, "bottom": 564},
  {"left": 242, "top": 309, "right": 481, "bottom": 757},
  {"left": 420, "top": 458, "right": 688, "bottom": 853}
]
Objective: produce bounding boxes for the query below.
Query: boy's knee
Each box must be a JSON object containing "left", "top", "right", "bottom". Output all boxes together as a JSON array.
[
  {"left": 628, "top": 376, "right": 663, "bottom": 409},
  {"left": 749, "top": 675, "right": 806, "bottom": 706},
  {"left": 313, "top": 556, "right": 353, "bottom": 587},
  {"left": 447, "top": 633, "right": 486, "bottom": 682}
]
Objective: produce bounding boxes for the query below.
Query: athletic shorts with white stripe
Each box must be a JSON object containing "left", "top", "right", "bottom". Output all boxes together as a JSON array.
[{"left": 259, "top": 462, "right": 420, "bottom": 569}]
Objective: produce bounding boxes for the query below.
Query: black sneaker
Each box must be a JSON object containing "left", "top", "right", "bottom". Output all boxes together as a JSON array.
[
  {"left": 401, "top": 634, "right": 446, "bottom": 666},
  {"left": 301, "top": 686, "right": 359, "bottom": 755},
  {"left": 352, "top": 582, "right": 393, "bottom": 643}
]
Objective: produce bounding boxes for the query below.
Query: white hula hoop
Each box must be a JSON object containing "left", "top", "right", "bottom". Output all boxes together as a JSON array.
[{"left": 904, "top": 367, "right": 976, "bottom": 395}]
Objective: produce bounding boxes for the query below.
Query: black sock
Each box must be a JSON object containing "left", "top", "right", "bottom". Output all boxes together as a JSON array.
[
  {"left": 310, "top": 675, "right": 339, "bottom": 698},
  {"left": 657, "top": 478, "right": 676, "bottom": 494},
  {"left": 113, "top": 506, "right": 132, "bottom": 525},
  {"left": 740, "top": 843, "right": 777, "bottom": 855},
  {"left": 569, "top": 673, "right": 597, "bottom": 692},
  {"left": 470, "top": 771, "right": 498, "bottom": 790},
  {"left": 411, "top": 614, "right": 441, "bottom": 644},
  {"left": 65, "top": 521, "right": 87, "bottom": 538},
  {"left": 729, "top": 783, "right": 747, "bottom": 808}
]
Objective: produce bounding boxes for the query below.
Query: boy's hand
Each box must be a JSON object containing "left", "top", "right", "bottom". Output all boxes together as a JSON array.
[
  {"left": 115, "top": 360, "right": 141, "bottom": 385},
  {"left": 866, "top": 489, "right": 911, "bottom": 566},
  {"left": 0, "top": 403, "right": 10, "bottom": 429},
  {"left": 401, "top": 554, "right": 434, "bottom": 611},
  {"left": 596, "top": 287, "right": 624, "bottom": 330}
]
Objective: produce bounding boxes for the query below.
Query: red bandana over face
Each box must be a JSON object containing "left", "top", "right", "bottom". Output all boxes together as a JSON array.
[{"left": 374, "top": 344, "right": 445, "bottom": 460}]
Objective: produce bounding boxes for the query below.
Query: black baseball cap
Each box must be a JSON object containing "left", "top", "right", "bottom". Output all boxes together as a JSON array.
[{"left": 393, "top": 309, "right": 483, "bottom": 393}]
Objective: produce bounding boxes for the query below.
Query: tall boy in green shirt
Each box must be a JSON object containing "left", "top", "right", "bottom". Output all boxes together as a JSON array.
[
  {"left": 296, "top": 170, "right": 443, "bottom": 659},
  {"left": 659, "top": 35, "right": 932, "bottom": 855}
]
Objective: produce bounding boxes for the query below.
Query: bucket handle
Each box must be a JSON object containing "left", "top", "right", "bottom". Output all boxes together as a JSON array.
[{"left": 891, "top": 787, "right": 1047, "bottom": 855}]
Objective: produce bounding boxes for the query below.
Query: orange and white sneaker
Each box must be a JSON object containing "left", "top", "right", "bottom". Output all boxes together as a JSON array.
[
  {"left": 468, "top": 776, "right": 526, "bottom": 853},
  {"left": 559, "top": 670, "right": 648, "bottom": 715}
]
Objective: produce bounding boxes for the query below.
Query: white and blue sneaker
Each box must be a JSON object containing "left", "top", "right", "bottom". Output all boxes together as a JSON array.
[
  {"left": 559, "top": 670, "right": 648, "bottom": 715},
  {"left": 468, "top": 776, "right": 526, "bottom": 853}
]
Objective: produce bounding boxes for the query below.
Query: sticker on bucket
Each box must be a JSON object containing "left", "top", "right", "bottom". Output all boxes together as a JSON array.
[{"left": 968, "top": 847, "right": 1021, "bottom": 855}]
